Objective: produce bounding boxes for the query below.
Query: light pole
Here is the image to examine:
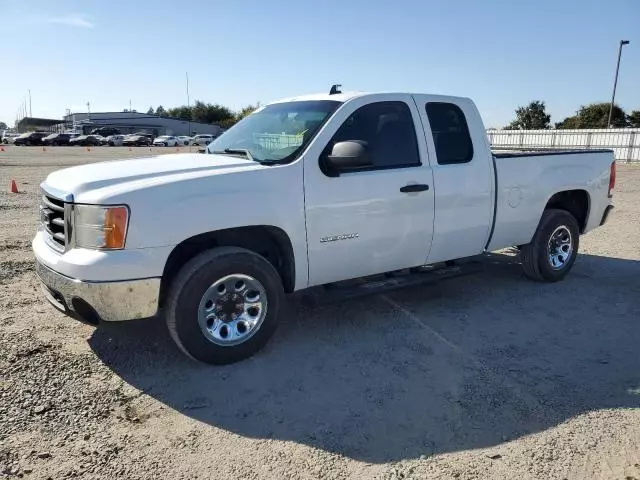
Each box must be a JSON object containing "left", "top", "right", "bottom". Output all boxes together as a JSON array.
[
  {"left": 186, "top": 72, "right": 192, "bottom": 151},
  {"left": 608, "top": 40, "right": 630, "bottom": 128}
]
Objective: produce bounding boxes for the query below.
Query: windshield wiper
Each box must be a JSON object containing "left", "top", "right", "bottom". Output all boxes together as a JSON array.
[
  {"left": 212, "top": 148, "right": 282, "bottom": 166},
  {"left": 222, "top": 148, "right": 254, "bottom": 161},
  {"left": 211, "top": 148, "right": 254, "bottom": 160}
]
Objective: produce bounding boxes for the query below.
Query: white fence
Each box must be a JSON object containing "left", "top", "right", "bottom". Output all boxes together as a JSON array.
[
  {"left": 487, "top": 128, "right": 640, "bottom": 163},
  {"left": 253, "top": 132, "right": 302, "bottom": 151}
]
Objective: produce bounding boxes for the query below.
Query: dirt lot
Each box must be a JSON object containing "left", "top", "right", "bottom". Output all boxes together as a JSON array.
[{"left": 1, "top": 146, "right": 639, "bottom": 480}]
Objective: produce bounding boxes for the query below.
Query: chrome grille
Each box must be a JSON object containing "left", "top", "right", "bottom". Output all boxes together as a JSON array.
[{"left": 41, "top": 193, "right": 67, "bottom": 250}]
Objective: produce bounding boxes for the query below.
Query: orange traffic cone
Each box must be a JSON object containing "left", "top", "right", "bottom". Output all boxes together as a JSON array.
[
  {"left": 1, "top": 146, "right": 5, "bottom": 152},
  {"left": 9, "top": 179, "right": 19, "bottom": 193},
  {"left": 86, "top": 146, "right": 91, "bottom": 152}
]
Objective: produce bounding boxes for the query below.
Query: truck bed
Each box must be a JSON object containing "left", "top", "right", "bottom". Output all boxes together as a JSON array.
[{"left": 486, "top": 149, "right": 614, "bottom": 252}]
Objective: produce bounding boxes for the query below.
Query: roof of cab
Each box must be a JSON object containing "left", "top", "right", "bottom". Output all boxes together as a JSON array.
[{"left": 269, "top": 91, "right": 369, "bottom": 104}]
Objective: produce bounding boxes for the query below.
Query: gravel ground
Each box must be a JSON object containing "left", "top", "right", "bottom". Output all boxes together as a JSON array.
[{"left": 1, "top": 146, "right": 639, "bottom": 480}]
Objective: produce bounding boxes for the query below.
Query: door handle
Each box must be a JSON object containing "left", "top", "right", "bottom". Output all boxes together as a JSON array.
[{"left": 400, "top": 184, "right": 429, "bottom": 193}]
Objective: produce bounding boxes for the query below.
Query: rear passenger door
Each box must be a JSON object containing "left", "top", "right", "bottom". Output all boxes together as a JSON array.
[{"left": 413, "top": 96, "right": 494, "bottom": 263}]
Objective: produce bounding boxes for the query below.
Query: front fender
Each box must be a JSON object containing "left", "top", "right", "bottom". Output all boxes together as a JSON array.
[{"left": 123, "top": 162, "right": 308, "bottom": 289}]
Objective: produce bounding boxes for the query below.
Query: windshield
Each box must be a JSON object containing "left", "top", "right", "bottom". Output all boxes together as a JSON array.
[{"left": 208, "top": 100, "right": 341, "bottom": 163}]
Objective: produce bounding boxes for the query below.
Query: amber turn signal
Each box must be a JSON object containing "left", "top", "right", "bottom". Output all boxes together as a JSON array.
[{"left": 104, "top": 206, "right": 129, "bottom": 249}]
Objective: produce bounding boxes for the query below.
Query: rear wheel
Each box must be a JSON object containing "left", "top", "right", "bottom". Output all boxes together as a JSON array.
[
  {"left": 521, "top": 209, "right": 579, "bottom": 282},
  {"left": 165, "top": 247, "right": 284, "bottom": 364}
]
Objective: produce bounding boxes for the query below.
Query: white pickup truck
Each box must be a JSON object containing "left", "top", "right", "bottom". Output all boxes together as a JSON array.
[{"left": 33, "top": 89, "right": 616, "bottom": 364}]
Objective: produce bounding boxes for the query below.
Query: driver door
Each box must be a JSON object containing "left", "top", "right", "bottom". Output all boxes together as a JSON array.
[{"left": 303, "top": 95, "right": 435, "bottom": 287}]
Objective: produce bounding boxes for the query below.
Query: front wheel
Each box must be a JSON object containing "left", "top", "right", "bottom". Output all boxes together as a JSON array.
[
  {"left": 165, "top": 247, "right": 284, "bottom": 364},
  {"left": 520, "top": 209, "right": 580, "bottom": 282}
]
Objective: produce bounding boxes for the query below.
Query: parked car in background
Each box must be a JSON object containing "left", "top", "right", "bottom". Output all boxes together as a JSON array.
[
  {"left": 106, "top": 134, "right": 125, "bottom": 146},
  {"left": 13, "top": 131, "right": 50, "bottom": 146},
  {"left": 2, "top": 132, "right": 21, "bottom": 144},
  {"left": 69, "top": 134, "right": 102, "bottom": 146},
  {"left": 133, "top": 132, "right": 154, "bottom": 141},
  {"left": 153, "top": 135, "right": 179, "bottom": 147},
  {"left": 177, "top": 136, "right": 192, "bottom": 146},
  {"left": 192, "top": 134, "right": 214, "bottom": 146},
  {"left": 91, "top": 127, "right": 121, "bottom": 137},
  {"left": 123, "top": 134, "right": 151, "bottom": 147},
  {"left": 42, "top": 133, "right": 74, "bottom": 146}
]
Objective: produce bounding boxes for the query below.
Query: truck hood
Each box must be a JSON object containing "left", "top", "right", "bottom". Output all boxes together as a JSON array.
[{"left": 43, "top": 153, "right": 261, "bottom": 203}]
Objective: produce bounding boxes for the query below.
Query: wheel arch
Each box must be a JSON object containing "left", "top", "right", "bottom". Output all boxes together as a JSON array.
[
  {"left": 544, "top": 189, "right": 590, "bottom": 233},
  {"left": 159, "top": 225, "right": 296, "bottom": 307}
]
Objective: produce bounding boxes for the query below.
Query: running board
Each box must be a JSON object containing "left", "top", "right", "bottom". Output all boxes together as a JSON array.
[{"left": 298, "top": 261, "right": 484, "bottom": 307}]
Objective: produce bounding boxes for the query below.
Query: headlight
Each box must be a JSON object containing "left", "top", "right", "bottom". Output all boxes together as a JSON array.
[{"left": 74, "top": 205, "right": 129, "bottom": 250}]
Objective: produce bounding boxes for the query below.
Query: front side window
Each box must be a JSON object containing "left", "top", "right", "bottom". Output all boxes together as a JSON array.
[
  {"left": 425, "top": 102, "right": 473, "bottom": 165},
  {"left": 209, "top": 100, "right": 341, "bottom": 164},
  {"left": 325, "top": 101, "right": 420, "bottom": 170}
]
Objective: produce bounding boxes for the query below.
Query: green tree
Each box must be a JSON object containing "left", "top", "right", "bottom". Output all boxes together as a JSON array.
[
  {"left": 555, "top": 116, "right": 581, "bottom": 129},
  {"left": 216, "top": 104, "right": 260, "bottom": 130},
  {"left": 159, "top": 101, "right": 256, "bottom": 127},
  {"left": 577, "top": 103, "right": 627, "bottom": 128},
  {"left": 166, "top": 105, "right": 192, "bottom": 121},
  {"left": 0, "top": 121, "right": 8, "bottom": 130},
  {"left": 236, "top": 103, "right": 259, "bottom": 121},
  {"left": 505, "top": 100, "right": 551, "bottom": 130},
  {"left": 146, "top": 106, "right": 155, "bottom": 115},
  {"left": 218, "top": 118, "right": 237, "bottom": 130},
  {"left": 628, "top": 110, "right": 640, "bottom": 128},
  {"left": 191, "top": 101, "right": 234, "bottom": 124},
  {"left": 557, "top": 103, "right": 628, "bottom": 129}
]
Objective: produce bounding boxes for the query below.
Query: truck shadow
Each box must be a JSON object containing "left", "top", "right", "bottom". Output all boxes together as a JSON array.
[{"left": 88, "top": 252, "right": 640, "bottom": 463}]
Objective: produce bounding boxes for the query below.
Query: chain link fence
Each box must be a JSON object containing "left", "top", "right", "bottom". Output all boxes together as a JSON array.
[{"left": 487, "top": 128, "right": 640, "bottom": 162}]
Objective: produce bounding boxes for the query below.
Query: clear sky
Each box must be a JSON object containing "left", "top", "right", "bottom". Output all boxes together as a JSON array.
[{"left": 1, "top": 0, "right": 638, "bottom": 128}]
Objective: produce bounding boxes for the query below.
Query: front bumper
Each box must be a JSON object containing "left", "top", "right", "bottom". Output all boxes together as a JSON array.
[{"left": 36, "top": 261, "right": 160, "bottom": 324}]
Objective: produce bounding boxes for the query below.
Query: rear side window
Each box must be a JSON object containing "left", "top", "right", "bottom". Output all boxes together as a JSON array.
[
  {"left": 328, "top": 101, "right": 420, "bottom": 170},
  {"left": 425, "top": 102, "right": 473, "bottom": 165}
]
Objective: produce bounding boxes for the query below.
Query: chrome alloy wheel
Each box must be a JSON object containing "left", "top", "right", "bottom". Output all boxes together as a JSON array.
[
  {"left": 547, "top": 225, "right": 573, "bottom": 270},
  {"left": 197, "top": 274, "right": 268, "bottom": 346}
]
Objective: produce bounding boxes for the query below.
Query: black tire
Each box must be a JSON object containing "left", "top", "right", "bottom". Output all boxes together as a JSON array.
[
  {"left": 521, "top": 209, "right": 580, "bottom": 282},
  {"left": 165, "top": 247, "right": 284, "bottom": 364}
]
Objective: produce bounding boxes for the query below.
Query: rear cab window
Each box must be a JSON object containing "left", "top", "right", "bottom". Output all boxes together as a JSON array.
[{"left": 425, "top": 102, "right": 473, "bottom": 165}]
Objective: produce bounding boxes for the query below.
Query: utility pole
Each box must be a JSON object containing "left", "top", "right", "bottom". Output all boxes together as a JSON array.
[
  {"left": 608, "top": 40, "right": 630, "bottom": 128},
  {"left": 28, "top": 90, "right": 32, "bottom": 117},
  {"left": 87, "top": 102, "right": 91, "bottom": 122}
]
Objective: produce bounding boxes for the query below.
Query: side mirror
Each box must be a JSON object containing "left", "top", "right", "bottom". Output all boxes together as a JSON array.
[{"left": 324, "top": 140, "right": 372, "bottom": 174}]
